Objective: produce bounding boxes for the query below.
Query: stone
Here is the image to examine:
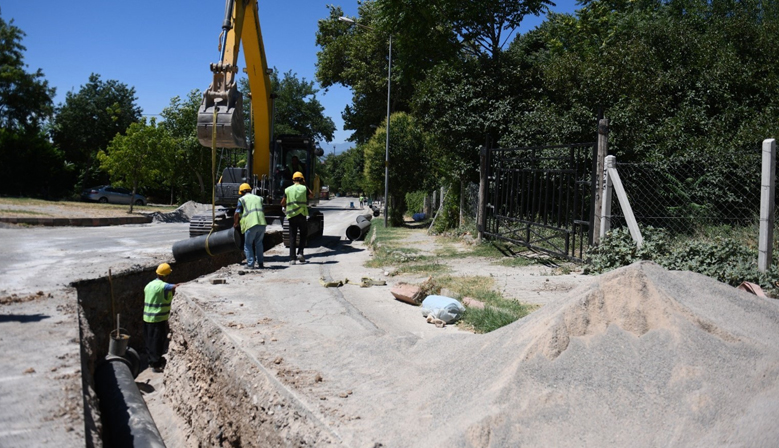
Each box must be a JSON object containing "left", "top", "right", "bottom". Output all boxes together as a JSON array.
[
  {"left": 462, "top": 296, "right": 485, "bottom": 309},
  {"left": 391, "top": 283, "right": 422, "bottom": 305}
]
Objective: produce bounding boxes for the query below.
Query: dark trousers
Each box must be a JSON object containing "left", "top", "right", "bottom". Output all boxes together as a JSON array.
[
  {"left": 144, "top": 320, "right": 169, "bottom": 367},
  {"left": 288, "top": 214, "right": 307, "bottom": 259}
]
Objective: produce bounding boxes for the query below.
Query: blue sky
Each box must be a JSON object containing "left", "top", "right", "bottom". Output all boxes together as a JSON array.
[{"left": 4, "top": 1, "right": 579, "bottom": 152}]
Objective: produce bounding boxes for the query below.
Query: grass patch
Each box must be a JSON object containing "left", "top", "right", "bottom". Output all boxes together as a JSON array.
[
  {"left": 434, "top": 275, "right": 533, "bottom": 333},
  {"left": 0, "top": 208, "right": 49, "bottom": 216},
  {"left": 393, "top": 263, "right": 450, "bottom": 276},
  {"left": 462, "top": 300, "right": 532, "bottom": 334}
]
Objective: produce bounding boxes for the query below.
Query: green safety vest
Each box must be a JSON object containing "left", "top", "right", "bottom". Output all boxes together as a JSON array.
[
  {"left": 143, "top": 278, "right": 173, "bottom": 323},
  {"left": 285, "top": 183, "right": 309, "bottom": 219},
  {"left": 239, "top": 193, "right": 267, "bottom": 233}
]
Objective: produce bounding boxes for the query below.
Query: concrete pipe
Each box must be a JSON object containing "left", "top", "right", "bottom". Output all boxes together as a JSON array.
[
  {"left": 173, "top": 227, "right": 241, "bottom": 262},
  {"left": 94, "top": 357, "right": 166, "bottom": 448},
  {"left": 346, "top": 219, "right": 372, "bottom": 241}
]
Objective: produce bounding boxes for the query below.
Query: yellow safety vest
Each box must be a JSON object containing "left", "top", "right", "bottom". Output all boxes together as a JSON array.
[
  {"left": 143, "top": 279, "right": 173, "bottom": 323},
  {"left": 285, "top": 184, "right": 309, "bottom": 219},
  {"left": 239, "top": 193, "right": 267, "bottom": 233}
]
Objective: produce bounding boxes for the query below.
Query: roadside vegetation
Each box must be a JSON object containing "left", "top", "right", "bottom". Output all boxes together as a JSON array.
[
  {"left": 587, "top": 225, "right": 779, "bottom": 296},
  {"left": 0, "top": 198, "right": 177, "bottom": 218},
  {"left": 365, "top": 220, "right": 548, "bottom": 333}
]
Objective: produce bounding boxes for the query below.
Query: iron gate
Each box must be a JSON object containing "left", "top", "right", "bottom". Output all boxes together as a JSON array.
[{"left": 482, "top": 142, "right": 597, "bottom": 261}]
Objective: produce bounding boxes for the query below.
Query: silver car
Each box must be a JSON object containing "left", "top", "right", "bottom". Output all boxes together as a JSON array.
[{"left": 81, "top": 185, "right": 147, "bottom": 206}]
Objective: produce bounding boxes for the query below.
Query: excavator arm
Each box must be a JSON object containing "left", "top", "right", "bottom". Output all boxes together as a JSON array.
[{"left": 197, "top": 0, "right": 273, "bottom": 181}]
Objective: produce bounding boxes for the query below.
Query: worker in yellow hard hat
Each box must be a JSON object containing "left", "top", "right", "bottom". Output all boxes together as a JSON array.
[
  {"left": 233, "top": 183, "right": 267, "bottom": 269},
  {"left": 143, "top": 263, "right": 180, "bottom": 372},
  {"left": 281, "top": 172, "right": 314, "bottom": 265}
]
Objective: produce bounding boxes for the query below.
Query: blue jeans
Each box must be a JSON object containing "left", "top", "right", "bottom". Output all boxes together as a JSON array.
[{"left": 244, "top": 224, "right": 266, "bottom": 267}]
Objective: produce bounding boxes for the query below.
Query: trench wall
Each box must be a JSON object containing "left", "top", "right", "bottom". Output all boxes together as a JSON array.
[
  {"left": 164, "top": 295, "right": 342, "bottom": 446},
  {"left": 72, "top": 231, "right": 283, "bottom": 446}
]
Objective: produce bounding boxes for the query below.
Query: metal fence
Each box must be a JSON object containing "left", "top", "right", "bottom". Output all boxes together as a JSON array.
[
  {"left": 608, "top": 146, "right": 764, "bottom": 236},
  {"left": 481, "top": 143, "right": 597, "bottom": 261}
]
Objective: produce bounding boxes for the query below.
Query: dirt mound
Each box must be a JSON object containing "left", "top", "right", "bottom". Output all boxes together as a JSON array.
[
  {"left": 445, "top": 261, "right": 779, "bottom": 447},
  {"left": 150, "top": 201, "right": 220, "bottom": 223}
]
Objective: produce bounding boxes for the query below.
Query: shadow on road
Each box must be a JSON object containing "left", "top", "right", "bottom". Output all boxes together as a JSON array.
[{"left": 0, "top": 313, "right": 51, "bottom": 323}]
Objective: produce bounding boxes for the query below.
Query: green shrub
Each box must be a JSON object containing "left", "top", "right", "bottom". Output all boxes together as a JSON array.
[
  {"left": 405, "top": 191, "right": 426, "bottom": 215},
  {"left": 586, "top": 225, "right": 779, "bottom": 294}
]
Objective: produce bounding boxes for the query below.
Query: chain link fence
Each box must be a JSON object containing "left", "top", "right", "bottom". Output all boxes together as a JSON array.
[{"left": 608, "top": 145, "right": 766, "bottom": 238}]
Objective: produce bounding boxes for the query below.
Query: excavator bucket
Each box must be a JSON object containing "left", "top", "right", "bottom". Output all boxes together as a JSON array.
[{"left": 197, "top": 72, "right": 247, "bottom": 149}]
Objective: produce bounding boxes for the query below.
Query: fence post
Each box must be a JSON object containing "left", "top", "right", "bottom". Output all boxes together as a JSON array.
[
  {"left": 459, "top": 179, "right": 465, "bottom": 227},
  {"left": 593, "top": 118, "right": 609, "bottom": 245},
  {"left": 478, "top": 146, "right": 487, "bottom": 241},
  {"left": 758, "top": 138, "right": 776, "bottom": 272},
  {"left": 600, "top": 155, "right": 615, "bottom": 240}
]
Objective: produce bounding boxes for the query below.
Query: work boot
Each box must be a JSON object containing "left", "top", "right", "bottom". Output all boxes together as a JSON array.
[{"left": 297, "top": 254, "right": 306, "bottom": 263}]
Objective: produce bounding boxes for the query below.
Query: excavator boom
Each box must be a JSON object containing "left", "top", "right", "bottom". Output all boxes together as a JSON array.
[{"left": 197, "top": 0, "right": 273, "bottom": 179}]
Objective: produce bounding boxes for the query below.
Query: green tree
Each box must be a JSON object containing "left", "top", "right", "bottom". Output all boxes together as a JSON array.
[
  {"left": 51, "top": 73, "right": 141, "bottom": 192},
  {"left": 238, "top": 69, "right": 336, "bottom": 144},
  {"left": 363, "top": 112, "right": 431, "bottom": 225},
  {"left": 159, "top": 90, "right": 212, "bottom": 203},
  {"left": 97, "top": 118, "right": 174, "bottom": 213},
  {"left": 0, "top": 9, "right": 69, "bottom": 198}
]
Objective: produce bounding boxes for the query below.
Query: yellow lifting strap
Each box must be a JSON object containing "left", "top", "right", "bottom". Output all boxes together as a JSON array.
[{"left": 205, "top": 107, "right": 218, "bottom": 257}]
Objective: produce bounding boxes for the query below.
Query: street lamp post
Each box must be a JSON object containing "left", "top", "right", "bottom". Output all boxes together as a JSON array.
[{"left": 339, "top": 16, "right": 392, "bottom": 227}]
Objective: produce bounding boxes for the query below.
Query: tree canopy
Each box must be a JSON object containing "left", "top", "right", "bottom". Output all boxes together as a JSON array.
[{"left": 51, "top": 73, "right": 141, "bottom": 192}]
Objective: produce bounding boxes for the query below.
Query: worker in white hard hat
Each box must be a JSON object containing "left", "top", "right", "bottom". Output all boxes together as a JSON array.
[
  {"left": 233, "top": 183, "right": 267, "bottom": 269},
  {"left": 281, "top": 171, "right": 314, "bottom": 265},
  {"left": 143, "top": 263, "right": 180, "bottom": 372}
]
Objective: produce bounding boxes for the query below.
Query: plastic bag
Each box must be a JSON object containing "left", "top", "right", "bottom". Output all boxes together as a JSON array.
[{"left": 420, "top": 295, "right": 466, "bottom": 324}]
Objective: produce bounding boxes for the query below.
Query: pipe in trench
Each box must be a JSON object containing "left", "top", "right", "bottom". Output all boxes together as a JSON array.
[
  {"left": 94, "top": 357, "right": 166, "bottom": 448},
  {"left": 172, "top": 227, "right": 241, "bottom": 263}
]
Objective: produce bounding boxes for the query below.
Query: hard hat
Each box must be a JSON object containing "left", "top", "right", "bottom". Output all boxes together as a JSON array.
[
  {"left": 239, "top": 183, "right": 252, "bottom": 193},
  {"left": 156, "top": 263, "right": 172, "bottom": 276},
  {"left": 293, "top": 172, "right": 304, "bottom": 181}
]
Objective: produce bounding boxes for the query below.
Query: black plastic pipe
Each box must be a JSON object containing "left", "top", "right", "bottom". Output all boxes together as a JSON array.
[
  {"left": 94, "top": 357, "right": 166, "bottom": 448},
  {"left": 172, "top": 227, "right": 241, "bottom": 262},
  {"left": 346, "top": 218, "right": 372, "bottom": 241}
]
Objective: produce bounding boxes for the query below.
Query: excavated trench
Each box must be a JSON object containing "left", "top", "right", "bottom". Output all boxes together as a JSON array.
[{"left": 72, "top": 232, "right": 303, "bottom": 447}]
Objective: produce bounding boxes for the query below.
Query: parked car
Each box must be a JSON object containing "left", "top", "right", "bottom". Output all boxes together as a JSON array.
[{"left": 81, "top": 185, "right": 147, "bottom": 206}]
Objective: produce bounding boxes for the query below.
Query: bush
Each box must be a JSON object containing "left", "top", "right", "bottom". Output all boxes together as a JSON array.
[
  {"left": 405, "top": 191, "right": 426, "bottom": 215},
  {"left": 586, "top": 226, "right": 779, "bottom": 294}
]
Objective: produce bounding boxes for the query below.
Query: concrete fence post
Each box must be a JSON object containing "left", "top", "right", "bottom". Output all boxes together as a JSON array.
[
  {"left": 593, "top": 118, "right": 609, "bottom": 245},
  {"left": 478, "top": 146, "right": 487, "bottom": 241},
  {"left": 600, "top": 155, "right": 615, "bottom": 240},
  {"left": 758, "top": 138, "right": 776, "bottom": 272}
]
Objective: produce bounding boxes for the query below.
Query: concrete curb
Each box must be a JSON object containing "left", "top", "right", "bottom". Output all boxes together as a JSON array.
[{"left": 0, "top": 216, "right": 153, "bottom": 227}]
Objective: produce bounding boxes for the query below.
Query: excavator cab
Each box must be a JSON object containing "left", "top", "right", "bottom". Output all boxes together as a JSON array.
[{"left": 196, "top": 63, "right": 247, "bottom": 149}]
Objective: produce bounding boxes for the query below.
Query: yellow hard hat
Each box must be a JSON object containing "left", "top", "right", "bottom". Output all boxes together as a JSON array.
[
  {"left": 156, "top": 263, "right": 172, "bottom": 276},
  {"left": 293, "top": 172, "right": 304, "bottom": 181},
  {"left": 239, "top": 183, "right": 252, "bottom": 193}
]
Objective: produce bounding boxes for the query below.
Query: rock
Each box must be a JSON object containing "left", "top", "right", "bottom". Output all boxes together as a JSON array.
[
  {"left": 462, "top": 296, "right": 485, "bottom": 309},
  {"left": 391, "top": 283, "right": 423, "bottom": 305}
]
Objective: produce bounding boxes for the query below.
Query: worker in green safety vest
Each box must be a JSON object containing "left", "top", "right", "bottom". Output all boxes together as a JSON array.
[
  {"left": 143, "top": 263, "right": 180, "bottom": 372},
  {"left": 233, "top": 183, "right": 267, "bottom": 269},
  {"left": 281, "top": 171, "right": 314, "bottom": 265}
]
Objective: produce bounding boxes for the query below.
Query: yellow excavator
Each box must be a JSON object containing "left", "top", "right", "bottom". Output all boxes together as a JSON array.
[{"left": 190, "top": 0, "right": 324, "bottom": 245}]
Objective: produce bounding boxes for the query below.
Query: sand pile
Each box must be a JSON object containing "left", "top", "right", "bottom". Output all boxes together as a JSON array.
[{"left": 429, "top": 261, "right": 779, "bottom": 447}]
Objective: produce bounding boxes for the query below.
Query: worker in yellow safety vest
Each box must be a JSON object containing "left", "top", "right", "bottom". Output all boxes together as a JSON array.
[
  {"left": 281, "top": 172, "right": 314, "bottom": 265},
  {"left": 233, "top": 183, "right": 267, "bottom": 269},
  {"left": 143, "top": 263, "right": 180, "bottom": 372}
]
